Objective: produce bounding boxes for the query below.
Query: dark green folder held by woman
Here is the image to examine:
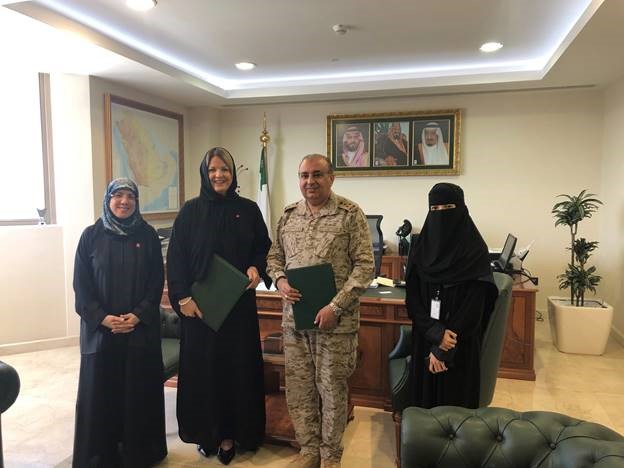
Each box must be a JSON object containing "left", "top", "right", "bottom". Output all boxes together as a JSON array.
[
  {"left": 286, "top": 263, "right": 337, "bottom": 330},
  {"left": 191, "top": 254, "right": 250, "bottom": 331}
]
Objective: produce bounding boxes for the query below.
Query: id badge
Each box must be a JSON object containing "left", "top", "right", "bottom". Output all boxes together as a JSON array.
[{"left": 430, "top": 299, "right": 441, "bottom": 320}]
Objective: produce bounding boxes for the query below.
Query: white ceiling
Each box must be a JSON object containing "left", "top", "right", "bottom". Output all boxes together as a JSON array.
[{"left": 4, "top": 0, "right": 624, "bottom": 106}]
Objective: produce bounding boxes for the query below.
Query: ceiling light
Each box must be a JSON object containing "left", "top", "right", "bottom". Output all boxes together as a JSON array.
[
  {"left": 126, "top": 0, "right": 157, "bottom": 12},
  {"left": 480, "top": 42, "right": 503, "bottom": 53},
  {"left": 332, "top": 24, "right": 348, "bottom": 35},
  {"left": 235, "top": 62, "right": 256, "bottom": 71}
]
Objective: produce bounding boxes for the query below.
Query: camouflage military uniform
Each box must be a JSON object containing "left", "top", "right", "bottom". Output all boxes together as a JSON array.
[{"left": 267, "top": 192, "right": 374, "bottom": 463}]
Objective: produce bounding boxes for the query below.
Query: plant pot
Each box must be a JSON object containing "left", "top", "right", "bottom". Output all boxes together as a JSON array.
[{"left": 547, "top": 296, "right": 614, "bottom": 355}]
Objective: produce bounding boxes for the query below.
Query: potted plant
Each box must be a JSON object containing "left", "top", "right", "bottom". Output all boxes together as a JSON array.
[{"left": 547, "top": 190, "right": 613, "bottom": 355}]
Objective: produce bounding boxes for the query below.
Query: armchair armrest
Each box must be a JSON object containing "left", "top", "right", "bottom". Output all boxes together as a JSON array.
[
  {"left": 0, "top": 361, "right": 20, "bottom": 414},
  {"left": 160, "top": 307, "right": 180, "bottom": 382},
  {"left": 388, "top": 325, "right": 412, "bottom": 360},
  {"left": 388, "top": 325, "right": 413, "bottom": 413}
]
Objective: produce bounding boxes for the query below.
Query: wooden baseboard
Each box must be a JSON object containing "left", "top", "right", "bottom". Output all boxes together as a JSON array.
[{"left": 497, "top": 367, "right": 536, "bottom": 381}]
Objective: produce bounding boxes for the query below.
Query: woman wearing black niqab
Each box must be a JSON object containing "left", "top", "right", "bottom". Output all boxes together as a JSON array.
[
  {"left": 405, "top": 183, "right": 497, "bottom": 408},
  {"left": 72, "top": 178, "right": 167, "bottom": 467},
  {"left": 166, "top": 147, "right": 271, "bottom": 465}
]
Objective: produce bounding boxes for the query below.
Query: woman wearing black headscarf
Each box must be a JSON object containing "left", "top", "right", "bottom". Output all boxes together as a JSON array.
[
  {"left": 166, "top": 147, "right": 271, "bottom": 465},
  {"left": 73, "top": 178, "right": 167, "bottom": 467},
  {"left": 405, "top": 183, "right": 497, "bottom": 409}
]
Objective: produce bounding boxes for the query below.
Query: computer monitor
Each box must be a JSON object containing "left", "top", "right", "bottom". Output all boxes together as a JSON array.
[{"left": 492, "top": 233, "right": 517, "bottom": 272}]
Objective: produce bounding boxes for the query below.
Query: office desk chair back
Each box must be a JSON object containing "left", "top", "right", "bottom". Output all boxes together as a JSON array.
[{"left": 366, "top": 214, "right": 383, "bottom": 277}]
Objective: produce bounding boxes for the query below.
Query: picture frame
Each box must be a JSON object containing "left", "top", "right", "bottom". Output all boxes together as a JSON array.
[
  {"left": 327, "top": 109, "right": 461, "bottom": 177},
  {"left": 104, "top": 94, "right": 184, "bottom": 220}
]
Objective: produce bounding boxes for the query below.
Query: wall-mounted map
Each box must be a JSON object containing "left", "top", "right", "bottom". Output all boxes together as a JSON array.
[{"left": 105, "top": 94, "right": 184, "bottom": 220}]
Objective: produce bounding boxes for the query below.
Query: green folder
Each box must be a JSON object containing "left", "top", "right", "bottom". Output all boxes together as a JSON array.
[
  {"left": 191, "top": 254, "right": 250, "bottom": 331},
  {"left": 286, "top": 263, "right": 337, "bottom": 331}
]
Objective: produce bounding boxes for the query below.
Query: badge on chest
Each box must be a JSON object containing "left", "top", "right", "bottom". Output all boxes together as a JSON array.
[{"left": 430, "top": 288, "right": 441, "bottom": 320}]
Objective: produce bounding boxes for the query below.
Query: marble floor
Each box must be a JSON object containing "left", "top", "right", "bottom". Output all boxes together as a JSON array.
[{"left": 1, "top": 319, "right": 623, "bottom": 467}]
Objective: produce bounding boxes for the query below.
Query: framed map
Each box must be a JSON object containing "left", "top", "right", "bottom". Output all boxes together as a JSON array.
[{"left": 104, "top": 94, "right": 184, "bottom": 220}]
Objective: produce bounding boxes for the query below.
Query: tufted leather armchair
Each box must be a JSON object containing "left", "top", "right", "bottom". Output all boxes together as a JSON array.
[
  {"left": 401, "top": 406, "right": 624, "bottom": 467},
  {"left": 0, "top": 360, "right": 20, "bottom": 467},
  {"left": 160, "top": 307, "right": 181, "bottom": 382}
]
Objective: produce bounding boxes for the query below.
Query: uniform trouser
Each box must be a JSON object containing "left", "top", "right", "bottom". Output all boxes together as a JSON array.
[{"left": 282, "top": 327, "right": 358, "bottom": 462}]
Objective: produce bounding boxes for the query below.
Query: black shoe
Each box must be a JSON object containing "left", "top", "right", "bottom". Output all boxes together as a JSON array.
[
  {"left": 217, "top": 445, "right": 236, "bottom": 465},
  {"left": 197, "top": 444, "right": 217, "bottom": 457}
]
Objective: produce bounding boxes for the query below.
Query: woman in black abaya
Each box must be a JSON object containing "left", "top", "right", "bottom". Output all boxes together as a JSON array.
[
  {"left": 73, "top": 178, "right": 167, "bottom": 467},
  {"left": 406, "top": 183, "right": 497, "bottom": 409},
  {"left": 166, "top": 147, "right": 271, "bottom": 465}
]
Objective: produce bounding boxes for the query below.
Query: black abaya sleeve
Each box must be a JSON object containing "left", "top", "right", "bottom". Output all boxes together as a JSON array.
[
  {"left": 132, "top": 228, "right": 164, "bottom": 325},
  {"left": 250, "top": 203, "right": 272, "bottom": 288},
  {"left": 73, "top": 226, "right": 107, "bottom": 332},
  {"left": 406, "top": 274, "right": 445, "bottom": 347},
  {"left": 430, "top": 282, "right": 488, "bottom": 363},
  {"left": 166, "top": 206, "right": 193, "bottom": 315}
]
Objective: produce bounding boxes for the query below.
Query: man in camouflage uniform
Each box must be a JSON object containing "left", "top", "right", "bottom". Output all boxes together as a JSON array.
[{"left": 267, "top": 154, "right": 374, "bottom": 468}]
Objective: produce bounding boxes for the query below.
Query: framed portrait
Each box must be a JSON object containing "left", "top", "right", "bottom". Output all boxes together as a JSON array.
[
  {"left": 327, "top": 110, "right": 461, "bottom": 177},
  {"left": 104, "top": 94, "right": 184, "bottom": 220}
]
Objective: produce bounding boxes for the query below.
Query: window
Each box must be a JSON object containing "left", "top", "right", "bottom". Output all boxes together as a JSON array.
[{"left": 0, "top": 72, "right": 55, "bottom": 225}]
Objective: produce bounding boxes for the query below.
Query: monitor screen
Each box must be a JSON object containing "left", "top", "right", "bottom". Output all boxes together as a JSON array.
[{"left": 497, "top": 233, "right": 517, "bottom": 270}]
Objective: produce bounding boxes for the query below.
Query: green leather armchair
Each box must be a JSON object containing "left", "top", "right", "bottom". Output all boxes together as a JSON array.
[
  {"left": 160, "top": 307, "right": 181, "bottom": 382},
  {"left": 401, "top": 406, "right": 624, "bottom": 467},
  {"left": 388, "top": 272, "right": 513, "bottom": 464},
  {"left": 0, "top": 360, "right": 20, "bottom": 467}
]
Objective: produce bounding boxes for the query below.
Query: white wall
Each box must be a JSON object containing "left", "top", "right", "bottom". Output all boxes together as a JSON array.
[
  {"left": 0, "top": 226, "right": 66, "bottom": 345},
  {"left": 187, "top": 106, "right": 221, "bottom": 198},
  {"left": 600, "top": 76, "right": 624, "bottom": 339},
  {"left": 51, "top": 73, "right": 96, "bottom": 338},
  {"left": 205, "top": 88, "right": 605, "bottom": 311}
]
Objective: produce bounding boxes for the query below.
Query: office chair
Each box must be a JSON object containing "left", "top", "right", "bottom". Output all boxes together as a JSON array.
[{"left": 366, "top": 215, "right": 383, "bottom": 277}]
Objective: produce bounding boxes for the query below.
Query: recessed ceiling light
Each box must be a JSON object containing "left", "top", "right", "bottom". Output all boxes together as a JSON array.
[
  {"left": 126, "top": 0, "right": 157, "bottom": 12},
  {"left": 235, "top": 62, "right": 256, "bottom": 71},
  {"left": 480, "top": 42, "right": 503, "bottom": 53}
]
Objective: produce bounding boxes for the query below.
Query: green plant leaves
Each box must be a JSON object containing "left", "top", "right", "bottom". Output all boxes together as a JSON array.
[{"left": 552, "top": 190, "right": 602, "bottom": 306}]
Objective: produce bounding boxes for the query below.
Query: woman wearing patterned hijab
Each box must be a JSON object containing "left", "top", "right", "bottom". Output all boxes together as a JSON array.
[
  {"left": 73, "top": 178, "right": 167, "bottom": 467},
  {"left": 405, "top": 183, "right": 497, "bottom": 409},
  {"left": 167, "top": 147, "right": 271, "bottom": 465}
]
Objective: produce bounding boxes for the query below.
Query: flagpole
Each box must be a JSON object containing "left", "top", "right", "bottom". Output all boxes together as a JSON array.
[
  {"left": 260, "top": 112, "right": 270, "bottom": 184},
  {"left": 258, "top": 113, "right": 272, "bottom": 232},
  {"left": 260, "top": 113, "right": 270, "bottom": 150}
]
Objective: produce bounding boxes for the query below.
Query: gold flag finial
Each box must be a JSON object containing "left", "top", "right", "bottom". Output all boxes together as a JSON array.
[{"left": 260, "top": 112, "right": 270, "bottom": 147}]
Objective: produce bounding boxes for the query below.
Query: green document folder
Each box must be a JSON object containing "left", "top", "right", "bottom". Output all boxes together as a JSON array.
[
  {"left": 191, "top": 254, "right": 250, "bottom": 331},
  {"left": 286, "top": 263, "right": 337, "bottom": 331}
]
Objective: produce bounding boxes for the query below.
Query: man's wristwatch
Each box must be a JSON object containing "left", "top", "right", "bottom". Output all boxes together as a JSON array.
[{"left": 328, "top": 301, "right": 342, "bottom": 318}]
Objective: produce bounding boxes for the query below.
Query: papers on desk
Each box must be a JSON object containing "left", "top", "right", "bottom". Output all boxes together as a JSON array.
[{"left": 375, "top": 277, "right": 395, "bottom": 287}]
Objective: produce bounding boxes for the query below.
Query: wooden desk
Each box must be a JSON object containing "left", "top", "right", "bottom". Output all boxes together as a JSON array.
[
  {"left": 257, "top": 287, "right": 408, "bottom": 411},
  {"left": 257, "top": 280, "right": 539, "bottom": 414},
  {"left": 498, "top": 280, "right": 538, "bottom": 381}
]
